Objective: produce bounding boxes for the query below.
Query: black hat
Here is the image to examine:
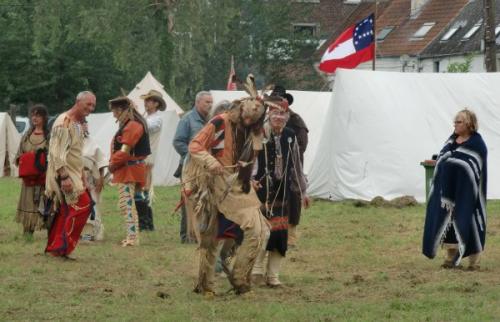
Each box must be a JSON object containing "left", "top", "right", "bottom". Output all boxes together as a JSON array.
[
  {"left": 270, "top": 85, "right": 294, "bottom": 106},
  {"left": 108, "top": 96, "right": 133, "bottom": 110}
]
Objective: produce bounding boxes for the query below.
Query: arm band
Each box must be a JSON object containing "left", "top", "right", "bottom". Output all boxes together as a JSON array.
[{"left": 120, "top": 144, "right": 131, "bottom": 154}]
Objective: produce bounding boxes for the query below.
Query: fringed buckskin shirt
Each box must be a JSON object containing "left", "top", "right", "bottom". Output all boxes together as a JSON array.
[{"left": 45, "top": 113, "right": 86, "bottom": 206}]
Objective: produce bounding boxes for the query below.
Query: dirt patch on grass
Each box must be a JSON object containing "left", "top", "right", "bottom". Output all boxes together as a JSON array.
[{"left": 353, "top": 196, "right": 419, "bottom": 208}]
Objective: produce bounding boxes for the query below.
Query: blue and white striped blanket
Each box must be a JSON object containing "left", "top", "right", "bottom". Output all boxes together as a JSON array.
[{"left": 422, "top": 132, "right": 487, "bottom": 265}]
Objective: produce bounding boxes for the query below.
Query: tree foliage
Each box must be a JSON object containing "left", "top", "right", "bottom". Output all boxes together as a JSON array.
[
  {"left": 0, "top": 0, "right": 173, "bottom": 113},
  {"left": 0, "top": 0, "right": 321, "bottom": 115},
  {"left": 447, "top": 54, "right": 474, "bottom": 73}
]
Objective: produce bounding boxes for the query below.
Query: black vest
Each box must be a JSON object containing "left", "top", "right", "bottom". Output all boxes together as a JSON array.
[
  {"left": 113, "top": 120, "right": 151, "bottom": 157},
  {"left": 255, "top": 127, "right": 296, "bottom": 203}
]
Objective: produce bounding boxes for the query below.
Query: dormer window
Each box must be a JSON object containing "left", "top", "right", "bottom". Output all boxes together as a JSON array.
[
  {"left": 412, "top": 22, "right": 435, "bottom": 39},
  {"left": 441, "top": 26, "right": 461, "bottom": 41},
  {"left": 377, "top": 26, "right": 394, "bottom": 41},
  {"left": 462, "top": 19, "right": 482, "bottom": 40},
  {"left": 293, "top": 23, "right": 318, "bottom": 37}
]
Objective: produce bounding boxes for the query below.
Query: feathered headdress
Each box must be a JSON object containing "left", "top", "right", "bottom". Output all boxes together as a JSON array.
[{"left": 228, "top": 74, "right": 272, "bottom": 125}]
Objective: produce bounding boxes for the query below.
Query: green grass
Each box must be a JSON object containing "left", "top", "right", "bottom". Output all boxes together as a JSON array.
[{"left": 1, "top": 177, "right": 500, "bottom": 321}]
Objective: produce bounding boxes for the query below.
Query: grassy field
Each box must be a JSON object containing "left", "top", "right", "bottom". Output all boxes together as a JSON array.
[{"left": 1, "top": 176, "right": 500, "bottom": 321}]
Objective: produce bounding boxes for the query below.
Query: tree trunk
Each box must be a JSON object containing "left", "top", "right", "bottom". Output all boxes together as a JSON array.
[{"left": 484, "top": 0, "right": 497, "bottom": 72}]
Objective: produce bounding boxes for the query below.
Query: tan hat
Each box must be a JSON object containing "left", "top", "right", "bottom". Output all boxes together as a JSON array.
[{"left": 140, "top": 89, "right": 166, "bottom": 111}]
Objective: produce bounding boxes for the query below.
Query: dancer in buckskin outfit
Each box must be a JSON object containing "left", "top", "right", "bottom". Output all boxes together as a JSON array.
[{"left": 182, "top": 75, "right": 270, "bottom": 295}]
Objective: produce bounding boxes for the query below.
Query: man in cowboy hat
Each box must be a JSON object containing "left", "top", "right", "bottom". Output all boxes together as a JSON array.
[
  {"left": 134, "top": 90, "right": 166, "bottom": 231},
  {"left": 270, "top": 85, "right": 309, "bottom": 247}
]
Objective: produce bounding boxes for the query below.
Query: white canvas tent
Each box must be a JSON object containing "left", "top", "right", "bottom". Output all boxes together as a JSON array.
[
  {"left": 309, "top": 69, "right": 500, "bottom": 202},
  {"left": 86, "top": 110, "right": 180, "bottom": 186},
  {"left": 85, "top": 71, "right": 184, "bottom": 186},
  {"left": 0, "top": 112, "right": 21, "bottom": 177},
  {"left": 211, "top": 90, "right": 333, "bottom": 177},
  {"left": 128, "top": 71, "right": 184, "bottom": 115}
]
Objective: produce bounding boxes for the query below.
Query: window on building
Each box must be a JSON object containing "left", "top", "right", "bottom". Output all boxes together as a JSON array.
[
  {"left": 441, "top": 26, "right": 461, "bottom": 41},
  {"left": 293, "top": 23, "right": 318, "bottom": 37},
  {"left": 495, "top": 25, "right": 500, "bottom": 45},
  {"left": 316, "top": 39, "right": 327, "bottom": 50},
  {"left": 412, "top": 22, "right": 435, "bottom": 39},
  {"left": 493, "top": 24, "right": 500, "bottom": 39},
  {"left": 377, "top": 26, "right": 394, "bottom": 41},
  {"left": 462, "top": 19, "right": 482, "bottom": 40}
]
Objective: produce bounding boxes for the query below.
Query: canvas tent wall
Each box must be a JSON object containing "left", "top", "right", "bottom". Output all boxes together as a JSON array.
[
  {"left": 86, "top": 110, "right": 180, "bottom": 186},
  {"left": 128, "top": 72, "right": 184, "bottom": 115},
  {"left": 309, "top": 69, "right": 500, "bottom": 202},
  {"left": 0, "top": 112, "right": 21, "bottom": 177},
  {"left": 211, "top": 90, "right": 333, "bottom": 177}
]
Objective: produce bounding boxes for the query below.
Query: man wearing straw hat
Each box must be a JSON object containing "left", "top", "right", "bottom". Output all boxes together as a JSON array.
[{"left": 135, "top": 90, "right": 166, "bottom": 231}]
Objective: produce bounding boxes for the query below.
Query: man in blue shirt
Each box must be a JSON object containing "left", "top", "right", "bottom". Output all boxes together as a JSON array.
[{"left": 173, "top": 91, "right": 213, "bottom": 243}]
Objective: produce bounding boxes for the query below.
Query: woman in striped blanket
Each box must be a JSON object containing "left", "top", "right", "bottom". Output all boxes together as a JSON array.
[{"left": 422, "top": 109, "right": 487, "bottom": 270}]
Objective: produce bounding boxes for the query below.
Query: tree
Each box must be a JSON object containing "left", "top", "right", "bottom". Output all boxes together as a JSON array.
[
  {"left": 447, "top": 55, "right": 474, "bottom": 73},
  {"left": 0, "top": 0, "right": 174, "bottom": 113},
  {"left": 0, "top": 0, "right": 323, "bottom": 114},
  {"left": 484, "top": 0, "right": 497, "bottom": 72},
  {"left": 0, "top": 0, "right": 37, "bottom": 114}
]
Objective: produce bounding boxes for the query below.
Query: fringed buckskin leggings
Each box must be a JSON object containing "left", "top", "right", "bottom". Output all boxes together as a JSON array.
[{"left": 118, "top": 183, "right": 139, "bottom": 243}]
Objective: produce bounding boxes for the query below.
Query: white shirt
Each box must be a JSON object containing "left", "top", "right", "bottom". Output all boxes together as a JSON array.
[
  {"left": 83, "top": 136, "right": 107, "bottom": 180},
  {"left": 145, "top": 111, "right": 163, "bottom": 165}
]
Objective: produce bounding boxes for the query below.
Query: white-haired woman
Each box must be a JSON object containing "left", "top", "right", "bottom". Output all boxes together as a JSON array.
[{"left": 423, "top": 109, "right": 487, "bottom": 271}]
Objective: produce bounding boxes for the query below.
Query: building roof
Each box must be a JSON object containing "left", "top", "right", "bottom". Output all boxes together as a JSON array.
[
  {"left": 289, "top": 1, "right": 359, "bottom": 38},
  {"left": 317, "top": 0, "right": 470, "bottom": 59},
  {"left": 421, "top": 0, "right": 500, "bottom": 58}
]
